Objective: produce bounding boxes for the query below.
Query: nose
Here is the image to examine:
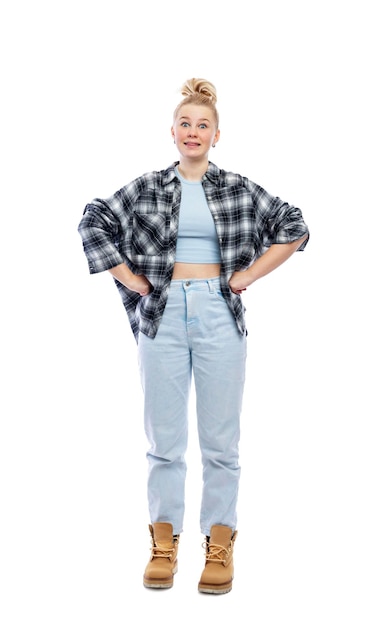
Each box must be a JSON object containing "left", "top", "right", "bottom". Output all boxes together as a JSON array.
[{"left": 187, "top": 126, "right": 197, "bottom": 136}]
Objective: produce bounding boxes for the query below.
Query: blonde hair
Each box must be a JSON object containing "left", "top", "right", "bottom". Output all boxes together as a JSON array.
[{"left": 173, "top": 78, "right": 219, "bottom": 128}]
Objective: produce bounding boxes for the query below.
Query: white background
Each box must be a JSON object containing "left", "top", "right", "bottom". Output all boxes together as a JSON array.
[{"left": 1, "top": 1, "right": 371, "bottom": 624}]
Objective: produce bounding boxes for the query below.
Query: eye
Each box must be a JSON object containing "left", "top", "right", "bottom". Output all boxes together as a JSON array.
[
  {"left": 181, "top": 122, "right": 190, "bottom": 127},
  {"left": 199, "top": 123, "right": 207, "bottom": 129}
]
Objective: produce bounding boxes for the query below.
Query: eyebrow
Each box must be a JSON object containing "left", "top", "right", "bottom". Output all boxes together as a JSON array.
[{"left": 179, "top": 116, "right": 210, "bottom": 122}]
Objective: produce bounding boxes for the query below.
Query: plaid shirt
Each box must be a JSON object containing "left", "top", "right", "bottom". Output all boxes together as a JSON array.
[{"left": 78, "top": 161, "right": 309, "bottom": 341}]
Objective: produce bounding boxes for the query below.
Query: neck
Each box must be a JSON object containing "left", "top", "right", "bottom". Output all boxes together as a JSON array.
[{"left": 177, "top": 158, "right": 208, "bottom": 182}]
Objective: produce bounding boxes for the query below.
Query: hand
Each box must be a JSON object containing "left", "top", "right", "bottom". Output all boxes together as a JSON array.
[
  {"left": 128, "top": 274, "right": 153, "bottom": 296},
  {"left": 108, "top": 264, "right": 153, "bottom": 296},
  {"left": 229, "top": 270, "right": 253, "bottom": 295}
]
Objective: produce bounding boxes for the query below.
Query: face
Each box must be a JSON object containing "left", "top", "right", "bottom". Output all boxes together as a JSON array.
[{"left": 171, "top": 104, "right": 220, "bottom": 160}]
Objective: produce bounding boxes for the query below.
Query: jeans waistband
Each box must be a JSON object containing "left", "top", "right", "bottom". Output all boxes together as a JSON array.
[{"left": 169, "top": 276, "right": 221, "bottom": 292}]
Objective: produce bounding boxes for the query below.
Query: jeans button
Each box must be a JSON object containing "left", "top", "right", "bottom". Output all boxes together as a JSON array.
[{"left": 185, "top": 281, "right": 191, "bottom": 287}]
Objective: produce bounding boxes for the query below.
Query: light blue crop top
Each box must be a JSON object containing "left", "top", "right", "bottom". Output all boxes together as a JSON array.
[{"left": 175, "top": 167, "right": 221, "bottom": 263}]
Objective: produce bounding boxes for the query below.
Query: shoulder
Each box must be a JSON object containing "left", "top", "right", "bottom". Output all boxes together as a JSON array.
[
  {"left": 205, "top": 162, "right": 254, "bottom": 190},
  {"left": 123, "top": 163, "right": 178, "bottom": 191}
]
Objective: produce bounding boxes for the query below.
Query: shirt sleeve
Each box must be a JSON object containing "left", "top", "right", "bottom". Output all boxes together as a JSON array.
[
  {"left": 251, "top": 181, "right": 309, "bottom": 251},
  {"left": 77, "top": 180, "right": 140, "bottom": 275},
  {"left": 77, "top": 197, "right": 126, "bottom": 273}
]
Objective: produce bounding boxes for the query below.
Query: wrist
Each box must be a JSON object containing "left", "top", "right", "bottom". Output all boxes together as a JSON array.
[
  {"left": 244, "top": 267, "right": 257, "bottom": 286},
  {"left": 109, "top": 263, "right": 134, "bottom": 287}
]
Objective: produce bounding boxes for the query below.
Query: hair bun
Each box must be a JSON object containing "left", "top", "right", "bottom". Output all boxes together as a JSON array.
[{"left": 181, "top": 78, "right": 217, "bottom": 104}]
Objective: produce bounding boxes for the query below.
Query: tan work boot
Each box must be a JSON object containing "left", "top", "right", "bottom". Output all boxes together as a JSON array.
[
  {"left": 198, "top": 524, "right": 237, "bottom": 594},
  {"left": 143, "top": 522, "right": 179, "bottom": 589}
]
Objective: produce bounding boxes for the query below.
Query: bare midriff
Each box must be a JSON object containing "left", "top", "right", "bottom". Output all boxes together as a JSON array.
[{"left": 171, "top": 262, "right": 221, "bottom": 280}]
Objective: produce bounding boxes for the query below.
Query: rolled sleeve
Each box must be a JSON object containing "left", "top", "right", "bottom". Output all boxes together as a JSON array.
[
  {"left": 253, "top": 184, "right": 309, "bottom": 250},
  {"left": 78, "top": 202, "right": 127, "bottom": 274},
  {"left": 269, "top": 201, "right": 309, "bottom": 246}
]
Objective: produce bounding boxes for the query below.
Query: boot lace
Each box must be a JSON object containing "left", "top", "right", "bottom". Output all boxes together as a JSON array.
[
  {"left": 151, "top": 537, "right": 179, "bottom": 561},
  {"left": 203, "top": 540, "right": 230, "bottom": 565}
]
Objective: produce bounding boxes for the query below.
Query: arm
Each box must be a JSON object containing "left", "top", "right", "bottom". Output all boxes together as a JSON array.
[
  {"left": 229, "top": 234, "right": 308, "bottom": 295},
  {"left": 108, "top": 263, "right": 153, "bottom": 296}
]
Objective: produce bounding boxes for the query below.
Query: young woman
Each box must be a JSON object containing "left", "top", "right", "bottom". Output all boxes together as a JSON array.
[{"left": 78, "top": 78, "right": 309, "bottom": 594}]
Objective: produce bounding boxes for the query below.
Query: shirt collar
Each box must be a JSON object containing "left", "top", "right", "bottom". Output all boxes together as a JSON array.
[{"left": 161, "top": 161, "right": 221, "bottom": 186}]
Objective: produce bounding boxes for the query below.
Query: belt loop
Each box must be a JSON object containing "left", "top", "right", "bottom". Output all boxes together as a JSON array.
[{"left": 207, "top": 279, "right": 213, "bottom": 293}]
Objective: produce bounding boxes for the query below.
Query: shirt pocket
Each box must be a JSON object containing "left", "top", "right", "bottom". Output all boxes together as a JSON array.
[{"left": 131, "top": 212, "right": 168, "bottom": 255}]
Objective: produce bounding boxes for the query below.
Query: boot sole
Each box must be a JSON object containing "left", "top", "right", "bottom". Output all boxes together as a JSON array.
[
  {"left": 143, "top": 580, "right": 174, "bottom": 589},
  {"left": 198, "top": 585, "right": 232, "bottom": 594},
  {"left": 198, "top": 579, "right": 233, "bottom": 594}
]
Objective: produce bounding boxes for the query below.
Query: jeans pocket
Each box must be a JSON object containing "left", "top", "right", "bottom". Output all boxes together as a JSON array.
[{"left": 211, "top": 287, "right": 227, "bottom": 303}]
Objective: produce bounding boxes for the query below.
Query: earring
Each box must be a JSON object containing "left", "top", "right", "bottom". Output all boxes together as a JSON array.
[{"left": 212, "top": 144, "right": 216, "bottom": 148}]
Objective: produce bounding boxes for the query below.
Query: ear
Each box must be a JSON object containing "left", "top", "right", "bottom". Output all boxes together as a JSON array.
[
  {"left": 171, "top": 126, "right": 175, "bottom": 140},
  {"left": 213, "top": 129, "right": 221, "bottom": 145}
]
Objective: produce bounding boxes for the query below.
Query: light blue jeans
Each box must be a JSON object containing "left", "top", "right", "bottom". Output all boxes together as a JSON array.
[{"left": 137, "top": 277, "right": 247, "bottom": 536}]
